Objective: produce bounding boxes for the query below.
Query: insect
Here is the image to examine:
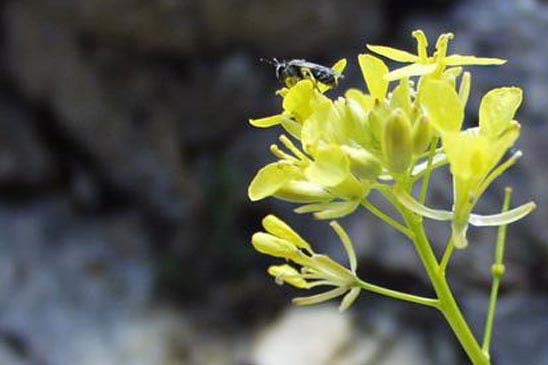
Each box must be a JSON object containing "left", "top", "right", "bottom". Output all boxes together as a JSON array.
[{"left": 261, "top": 58, "right": 343, "bottom": 90}]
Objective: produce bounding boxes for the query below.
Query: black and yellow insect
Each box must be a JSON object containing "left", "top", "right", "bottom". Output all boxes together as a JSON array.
[{"left": 261, "top": 58, "right": 343, "bottom": 90}]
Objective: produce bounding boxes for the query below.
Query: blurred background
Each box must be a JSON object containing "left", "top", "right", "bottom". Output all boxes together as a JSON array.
[{"left": 0, "top": 0, "right": 546, "bottom": 364}]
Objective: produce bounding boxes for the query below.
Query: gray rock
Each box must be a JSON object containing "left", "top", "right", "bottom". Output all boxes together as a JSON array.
[
  {"left": 4, "top": 1, "right": 196, "bottom": 224},
  {"left": 15, "top": 0, "right": 384, "bottom": 56},
  {"left": 0, "top": 97, "right": 57, "bottom": 187},
  {"left": 0, "top": 198, "right": 154, "bottom": 364}
]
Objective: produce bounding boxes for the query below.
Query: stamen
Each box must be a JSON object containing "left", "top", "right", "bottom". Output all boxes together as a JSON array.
[
  {"left": 279, "top": 134, "right": 310, "bottom": 161},
  {"left": 412, "top": 30, "right": 429, "bottom": 62},
  {"left": 270, "top": 144, "right": 297, "bottom": 161}
]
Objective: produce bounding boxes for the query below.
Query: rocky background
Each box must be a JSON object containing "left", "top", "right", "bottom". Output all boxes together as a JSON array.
[{"left": 0, "top": 0, "right": 546, "bottom": 364}]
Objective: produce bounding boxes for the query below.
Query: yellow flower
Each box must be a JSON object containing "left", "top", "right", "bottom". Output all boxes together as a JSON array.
[
  {"left": 367, "top": 30, "right": 506, "bottom": 81},
  {"left": 247, "top": 134, "right": 368, "bottom": 219},
  {"left": 443, "top": 87, "right": 530, "bottom": 248},
  {"left": 249, "top": 80, "right": 327, "bottom": 138},
  {"left": 395, "top": 86, "right": 536, "bottom": 248},
  {"left": 252, "top": 216, "right": 360, "bottom": 312},
  {"left": 249, "top": 89, "right": 378, "bottom": 220}
]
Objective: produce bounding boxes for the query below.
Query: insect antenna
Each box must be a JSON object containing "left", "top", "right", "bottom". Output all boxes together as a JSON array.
[{"left": 260, "top": 58, "right": 280, "bottom": 66}]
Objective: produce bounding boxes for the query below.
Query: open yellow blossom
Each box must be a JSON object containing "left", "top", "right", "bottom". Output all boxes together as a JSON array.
[
  {"left": 367, "top": 30, "right": 506, "bottom": 81},
  {"left": 395, "top": 86, "right": 536, "bottom": 248}
]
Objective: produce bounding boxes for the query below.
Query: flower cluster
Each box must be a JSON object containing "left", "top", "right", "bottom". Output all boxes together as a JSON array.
[
  {"left": 248, "top": 30, "right": 535, "bottom": 309},
  {"left": 252, "top": 215, "right": 360, "bottom": 311}
]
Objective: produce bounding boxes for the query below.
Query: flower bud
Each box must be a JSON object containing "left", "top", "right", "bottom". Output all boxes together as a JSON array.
[
  {"left": 262, "top": 215, "right": 311, "bottom": 251},
  {"left": 341, "top": 146, "right": 382, "bottom": 180},
  {"left": 367, "top": 108, "right": 384, "bottom": 146},
  {"left": 412, "top": 115, "right": 433, "bottom": 155},
  {"left": 382, "top": 109, "right": 413, "bottom": 174},
  {"left": 251, "top": 232, "right": 298, "bottom": 258},
  {"left": 268, "top": 265, "right": 310, "bottom": 289}
]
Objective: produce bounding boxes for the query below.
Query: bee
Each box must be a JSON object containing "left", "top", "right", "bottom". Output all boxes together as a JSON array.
[{"left": 261, "top": 58, "right": 343, "bottom": 90}]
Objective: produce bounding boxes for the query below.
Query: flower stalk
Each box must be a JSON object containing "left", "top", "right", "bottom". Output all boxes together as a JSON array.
[{"left": 482, "top": 187, "right": 512, "bottom": 355}]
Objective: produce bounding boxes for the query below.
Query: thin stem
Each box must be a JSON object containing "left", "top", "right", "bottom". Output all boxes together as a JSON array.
[
  {"left": 439, "top": 241, "right": 455, "bottom": 275},
  {"left": 401, "top": 207, "right": 489, "bottom": 365},
  {"left": 361, "top": 199, "right": 413, "bottom": 239},
  {"left": 356, "top": 279, "right": 440, "bottom": 308},
  {"left": 482, "top": 188, "right": 512, "bottom": 355},
  {"left": 419, "top": 136, "right": 440, "bottom": 204}
]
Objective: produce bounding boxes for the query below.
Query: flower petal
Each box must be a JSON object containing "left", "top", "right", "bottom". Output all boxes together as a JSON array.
[
  {"left": 331, "top": 58, "right": 347, "bottom": 75},
  {"left": 385, "top": 63, "right": 438, "bottom": 82},
  {"left": 249, "top": 114, "right": 285, "bottom": 128},
  {"left": 390, "top": 78, "right": 412, "bottom": 116},
  {"left": 248, "top": 163, "right": 296, "bottom": 201},
  {"left": 275, "top": 180, "right": 333, "bottom": 203},
  {"left": 305, "top": 144, "right": 350, "bottom": 187},
  {"left": 366, "top": 45, "right": 419, "bottom": 63},
  {"left": 419, "top": 79, "right": 464, "bottom": 133},
  {"left": 282, "top": 80, "right": 316, "bottom": 122},
  {"left": 479, "top": 87, "right": 522, "bottom": 139},
  {"left": 295, "top": 200, "right": 360, "bottom": 220},
  {"left": 444, "top": 55, "right": 506, "bottom": 66},
  {"left": 280, "top": 118, "right": 303, "bottom": 139},
  {"left": 358, "top": 54, "right": 389, "bottom": 100}
]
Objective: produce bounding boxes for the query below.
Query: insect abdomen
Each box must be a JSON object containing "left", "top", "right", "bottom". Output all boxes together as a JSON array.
[{"left": 311, "top": 68, "right": 337, "bottom": 86}]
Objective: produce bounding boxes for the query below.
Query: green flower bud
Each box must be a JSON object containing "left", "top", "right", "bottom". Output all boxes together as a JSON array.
[
  {"left": 412, "top": 115, "right": 433, "bottom": 155},
  {"left": 341, "top": 146, "right": 382, "bottom": 180},
  {"left": 367, "top": 108, "right": 384, "bottom": 147},
  {"left": 382, "top": 109, "right": 413, "bottom": 174}
]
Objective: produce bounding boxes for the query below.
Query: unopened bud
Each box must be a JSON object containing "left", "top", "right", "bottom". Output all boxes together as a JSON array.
[
  {"left": 252, "top": 232, "right": 298, "bottom": 258},
  {"left": 412, "top": 115, "right": 433, "bottom": 155},
  {"left": 367, "top": 109, "right": 384, "bottom": 145},
  {"left": 341, "top": 146, "right": 382, "bottom": 180},
  {"left": 382, "top": 109, "right": 413, "bottom": 174},
  {"left": 262, "top": 215, "right": 311, "bottom": 251},
  {"left": 268, "top": 265, "right": 310, "bottom": 289}
]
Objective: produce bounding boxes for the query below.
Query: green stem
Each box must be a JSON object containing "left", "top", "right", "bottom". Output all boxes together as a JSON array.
[
  {"left": 356, "top": 279, "right": 440, "bottom": 308},
  {"left": 419, "top": 136, "right": 440, "bottom": 204},
  {"left": 482, "top": 187, "right": 512, "bottom": 355},
  {"left": 402, "top": 210, "right": 489, "bottom": 365},
  {"left": 439, "top": 241, "right": 455, "bottom": 275},
  {"left": 361, "top": 200, "right": 413, "bottom": 239}
]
